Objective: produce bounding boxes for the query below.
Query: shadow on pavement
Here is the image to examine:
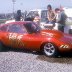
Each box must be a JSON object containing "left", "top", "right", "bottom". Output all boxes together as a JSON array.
[
  {"left": 1, "top": 47, "right": 72, "bottom": 64},
  {"left": 36, "top": 53, "right": 72, "bottom": 64},
  {"left": 1, "top": 47, "right": 43, "bottom": 55}
]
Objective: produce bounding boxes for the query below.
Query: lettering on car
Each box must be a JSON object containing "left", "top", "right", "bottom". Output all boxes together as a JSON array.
[{"left": 8, "top": 33, "right": 24, "bottom": 47}]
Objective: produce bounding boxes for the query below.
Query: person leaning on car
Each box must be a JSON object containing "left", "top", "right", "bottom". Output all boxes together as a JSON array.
[
  {"left": 46, "top": 4, "right": 56, "bottom": 27},
  {"left": 55, "top": 8, "right": 67, "bottom": 32},
  {"left": 33, "top": 14, "right": 40, "bottom": 26}
]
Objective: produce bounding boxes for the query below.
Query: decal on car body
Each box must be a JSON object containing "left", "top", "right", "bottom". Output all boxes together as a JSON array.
[
  {"left": 8, "top": 33, "right": 24, "bottom": 47},
  {"left": 60, "top": 45, "right": 69, "bottom": 48}
]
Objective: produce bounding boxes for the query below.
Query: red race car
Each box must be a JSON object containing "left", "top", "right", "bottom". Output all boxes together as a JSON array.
[{"left": 0, "top": 21, "right": 72, "bottom": 57}]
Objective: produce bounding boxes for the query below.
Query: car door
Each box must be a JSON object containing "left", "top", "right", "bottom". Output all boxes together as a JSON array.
[{"left": 23, "top": 22, "right": 42, "bottom": 50}]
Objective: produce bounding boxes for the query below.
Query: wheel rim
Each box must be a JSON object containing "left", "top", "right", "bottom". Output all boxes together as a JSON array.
[{"left": 44, "top": 43, "right": 55, "bottom": 56}]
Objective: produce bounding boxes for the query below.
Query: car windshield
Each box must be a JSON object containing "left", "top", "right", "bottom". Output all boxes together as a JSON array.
[
  {"left": 24, "top": 22, "right": 41, "bottom": 33},
  {"left": 41, "top": 10, "right": 48, "bottom": 22},
  {"left": 26, "top": 11, "right": 39, "bottom": 18}
]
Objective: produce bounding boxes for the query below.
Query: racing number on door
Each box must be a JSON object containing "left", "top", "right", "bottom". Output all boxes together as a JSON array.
[{"left": 8, "top": 33, "right": 24, "bottom": 47}]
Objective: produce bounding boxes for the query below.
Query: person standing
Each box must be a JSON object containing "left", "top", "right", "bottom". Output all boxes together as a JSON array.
[
  {"left": 15, "top": 10, "right": 22, "bottom": 21},
  {"left": 56, "top": 9, "right": 67, "bottom": 32},
  {"left": 54, "top": 8, "right": 61, "bottom": 30},
  {"left": 33, "top": 14, "right": 40, "bottom": 26},
  {"left": 47, "top": 4, "right": 56, "bottom": 26}
]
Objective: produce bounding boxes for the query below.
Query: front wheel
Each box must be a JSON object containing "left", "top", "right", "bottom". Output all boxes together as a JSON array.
[{"left": 42, "top": 42, "right": 58, "bottom": 57}]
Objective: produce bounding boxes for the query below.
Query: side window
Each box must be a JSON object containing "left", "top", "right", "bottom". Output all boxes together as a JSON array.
[
  {"left": 27, "top": 11, "right": 39, "bottom": 18},
  {"left": 0, "top": 25, "right": 8, "bottom": 31},
  {"left": 8, "top": 24, "right": 27, "bottom": 33},
  {"left": 41, "top": 10, "right": 48, "bottom": 22},
  {"left": 24, "top": 23, "right": 37, "bottom": 33}
]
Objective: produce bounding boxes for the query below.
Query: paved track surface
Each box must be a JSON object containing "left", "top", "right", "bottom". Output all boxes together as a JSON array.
[{"left": 0, "top": 49, "right": 72, "bottom": 72}]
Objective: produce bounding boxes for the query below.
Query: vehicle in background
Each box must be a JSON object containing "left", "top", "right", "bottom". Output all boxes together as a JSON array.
[
  {"left": 26, "top": 9, "right": 47, "bottom": 19},
  {"left": 25, "top": 9, "right": 49, "bottom": 28},
  {"left": 26, "top": 8, "right": 72, "bottom": 31},
  {"left": 63, "top": 7, "right": 72, "bottom": 34},
  {"left": 26, "top": 9, "right": 60, "bottom": 30}
]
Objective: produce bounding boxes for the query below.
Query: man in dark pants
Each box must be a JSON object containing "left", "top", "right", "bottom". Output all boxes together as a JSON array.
[
  {"left": 57, "top": 11, "right": 67, "bottom": 32},
  {"left": 15, "top": 10, "right": 22, "bottom": 21}
]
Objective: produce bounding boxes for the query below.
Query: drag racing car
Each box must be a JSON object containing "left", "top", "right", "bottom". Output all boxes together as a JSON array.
[{"left": 0, "top": 21, "right": 72, "bottom": 57}]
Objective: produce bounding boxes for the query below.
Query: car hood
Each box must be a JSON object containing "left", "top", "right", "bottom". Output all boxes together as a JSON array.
[
  {"left": 60, "top": 34, "right": 72, "bottom": 44},
  {"left": 40, "top": 30, "right": 63, "bottom": 38},
  {"left": 40, "top": 30, "right": 72, "bottom": 44}
]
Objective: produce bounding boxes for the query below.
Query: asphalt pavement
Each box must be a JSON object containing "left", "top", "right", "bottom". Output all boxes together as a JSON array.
[{"left": 0, "top": 49, "right": 72, "bottom": 72}]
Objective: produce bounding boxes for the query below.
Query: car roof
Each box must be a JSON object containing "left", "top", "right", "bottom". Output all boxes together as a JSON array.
[
  {"left": 0, "top": 21, "right": 33, "bottom": 27},
  {"left": 63, "top": 7, "right": 72, "bottom": 17}
]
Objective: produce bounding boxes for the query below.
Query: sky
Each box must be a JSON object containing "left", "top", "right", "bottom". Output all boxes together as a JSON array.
[{"left": 0, "top": 0, "right": 72, "bottom": 13}]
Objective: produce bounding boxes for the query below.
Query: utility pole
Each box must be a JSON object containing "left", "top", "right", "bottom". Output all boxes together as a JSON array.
[{"left": 12, "top": 0, "right": 16, "bottom": 18}]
